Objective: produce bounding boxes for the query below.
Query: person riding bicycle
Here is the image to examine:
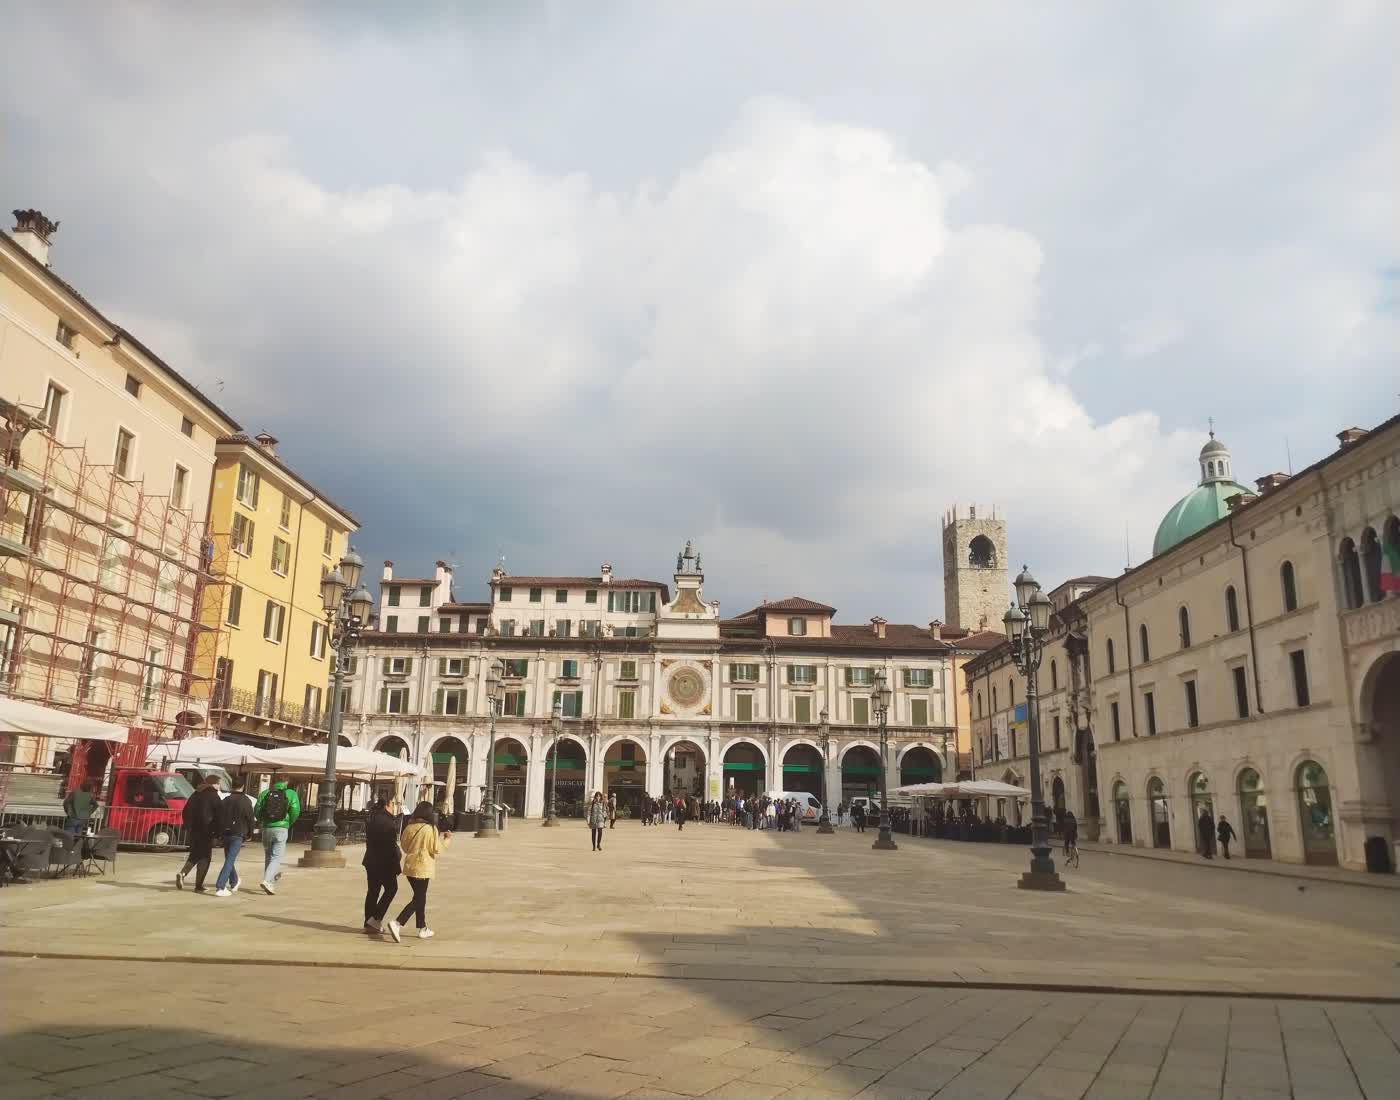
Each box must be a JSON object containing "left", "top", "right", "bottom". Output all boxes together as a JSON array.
[{"left": 1063, "top": 810, "right": 1079, "bottom": 865}]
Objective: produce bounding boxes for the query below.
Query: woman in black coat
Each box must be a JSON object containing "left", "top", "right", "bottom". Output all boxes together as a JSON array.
[{"left": 363, "top": 797, "right": 402, "bottom": 934}]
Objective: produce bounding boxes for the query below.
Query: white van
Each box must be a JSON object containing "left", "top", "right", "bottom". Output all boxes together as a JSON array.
[{"left": 763, "top": 791, "right": 823, "bottom": 824}]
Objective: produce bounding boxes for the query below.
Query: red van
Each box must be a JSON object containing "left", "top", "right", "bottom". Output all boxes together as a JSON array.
[{"left": 102, "top": 768, "right": 196, "bottom": 847}]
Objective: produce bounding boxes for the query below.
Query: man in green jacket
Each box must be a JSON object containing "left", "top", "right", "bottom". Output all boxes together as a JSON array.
[{"left": 253, "top": 780, "right": 300, "bottom": 895}]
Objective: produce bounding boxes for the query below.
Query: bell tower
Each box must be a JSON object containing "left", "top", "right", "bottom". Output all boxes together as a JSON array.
[{"left": 942, "top": 505, "right": 1009, "bottom": 633}]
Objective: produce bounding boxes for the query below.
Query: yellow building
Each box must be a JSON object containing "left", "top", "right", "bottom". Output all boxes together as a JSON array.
[{"left": 194, "top": 432, "right": 358, "bottom": 747}]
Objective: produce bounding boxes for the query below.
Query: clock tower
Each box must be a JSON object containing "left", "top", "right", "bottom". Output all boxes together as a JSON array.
[{"left": 656, "top": 540, "right": 720, "bottom": 641}]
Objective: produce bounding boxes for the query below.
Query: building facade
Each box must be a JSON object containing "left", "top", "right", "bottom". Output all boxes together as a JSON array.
[
  {"left": 342, "top": 545, "right": 959, "bottom": 818},
  {"left": 966, "top": 419, "right": 1400, "bottom": 871}
]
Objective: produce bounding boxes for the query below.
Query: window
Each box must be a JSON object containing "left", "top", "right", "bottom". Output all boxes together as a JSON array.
[
  {"left": 474, "top": 617, "right": 487, "bottom": 635},
  {"left": 263, "top": 600, "right": 285, "bottom": 643},
  {"left": 499, "top": 586, "right": 513, "bottom": 602},
  {"left": 1179, "top": 607, "right": 1192, "bottom": 649},
  {"left": 278, "top": 495, "right": 291, "bottom": 529},
  {"left": 619, "top": 660, "right": 638, "bottom": 680},
  {"left": 144, "top": 651, "right": 162, "bottom": 709},
  {"left": 1009, "top": 679, "right": 1016, "bottom": 705},
  {"left": 1052, "top": 715, "right": 1061, "bottom": 749},
  {"left": 618, "top": 690, "right": 636, "bottom": 719},
  {"left": 846, "top": 667, "right": 873, "bottom": 686},
  {"left": 579, "top": 619, "right": 601, "bottom": 638},
  {"left": 336, "top": 686, "right": 352, "bottom": 714},
  {"left": 171, "top": 465, "right": 189, "bottom": 509},
  {"left": 502, "top": 690, "right": 527, "bottom": 717},
  {"left": 498, "top": 619, "right": 515, "bottom": 636},
  {"left": 384, "top": 656, "right": 414, "bottom": 675},
  {"left": 339, "top": 654, "right": 358, "bottom": 675},
  {"left": 1233, "top": 665, "right": 1250, "bottom": 718},
  {"left": 270, "top": 537, "right": 290, "bottom": 575},
  {"left": 607, "top": 590, "right": 656, "bottom": 613},
  {"left": 412, "top": 616, "right": 427, "bottom": 634},
  {"left": 181, "top": 416, "right": 194, "bottom": 438},
  {"left": 1139, "top": 624, "right": 1150, "bottom": 663},
  {"left": 304, "top": 685, "right": 322, "bottom": 721},
  {"left": 910, "top": 699, "right": 929, "bottom": 726},
  {"left": 231, "top": 512, "right": 254, "bottom": 556},
  {"left": 114, "top": 428, "right": 135, "bottom": 478},
  {"left": 527, "top": 619, "right": 545, "bottom": 638},
  {"left": 40, "top": 382, "right": 66, "bottom": 433},
  {"left": 1049, "top": 661, "right": 1058, "bottom": 691},
  {"left": 552, "top": 690, "right": 584, "bottom": 718},
  {"left": 322, "top": 528, "right": 333, "bottom": 556},
  {"left": 226, "top": 585, "right": 242, "bottom": 627},
  {"left": 438, "top": 657, "right": 465, "bottom": 676},
  {"left": 434, "top": 689, "right": 466, "bottom": 716},
  {"left": 1184, "top": 680, "right": 1199, "bottom": 728},
  {"left": 256, "top": 670, "right": 279, "bottom": 714},
  {"left": 387, "top": 586, "right": 401, "bottom": 607},
  {"left": 794, "top": 696, "right": 812, "bottom": 723},
  {"left": 1290, "top": 649, "right": 1310, "bottom": 707},
  {"left": 904, "top": 668, "right": 933, "bottom": 688},
  {"left": 735, "top": 693, "right": 753, "bottom": 722},
  {"left": 1143, "top": 691, "right": 1157, "bottom": 736},
  {"left": 55, "top": 319, "right": 77, "bottom": 349},
  {"left": 1281, "top": 561, "right": 1298, "bottom": 612},
  {"left": 976, "top": 691, "right": 983, "bottom": 717},
  {"left": 503, "top": 658, "right": 528, "bottom": 678},
  {"left": 992, "top": 685, "right": 998, "bottom": 710},
  {"left": 585, "top": 589, "right": 598, "bottom": 604},
  {"left": 529, "top": 587, "right": 543, "bottom": 603},
  {"left": 1106, "top": 639, "right": 1115, "bottom": 674},
  {"left": 852, "top": 697, "right": 870, "bottom": 725},
  {"left": 124, "top": 373, "right": 142, "bottom": 398},
  {"left": 385, "top": 615, "right": 398, "bottom": 633},
  {"left": 1361, "top": 528, "right": 1383, "bottom": 602},
  {"left": 419, "top": 586, "right": 432, "bottom": 607},
  {"left": 788, "top": 617, "right": 807, "bottom": 636},
  {"left": 235, "top": 465, "right": 260, "bottom": 507},
  {"left": 1225, "top": 586, "right": 1240, "bottom": 632},
  {"left": 555, "top": 619, "right": 572, "bottom": 638},
  {"left": 555, "top": 589, "right": 568, "bottom": 603},
  {"left": 561, "top": 659, "right": 579, "bottom": 678},
  {"left": 440, "top": 617, "right": 452, "bottom": 633},
  {"left": 309, "top": 621, "right": 326, "bottom": 659},
  {"left": 78, "top": 628, "right": 104, "bottom": 702},
  {"left": 379, "top": 687, "right": 409, "bottom": 714},
  {"left": 788, "top": 665, "right": 817, "bottom": 684},
  {"left": 1110, "top": 701, "right": 1121, "bottom": 741}
]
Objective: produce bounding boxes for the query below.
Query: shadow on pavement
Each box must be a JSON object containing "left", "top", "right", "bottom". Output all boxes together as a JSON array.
[{"left": 245, "top": 912, "right": 368, "bottom": 936}]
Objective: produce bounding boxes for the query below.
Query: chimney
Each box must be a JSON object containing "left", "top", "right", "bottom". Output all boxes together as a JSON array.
[
  {"left": 870, "top": 615, "right": 887, "bottom": 640},
  {"left": 1337, "top": 427, "right": 1368, "bottom": 449},
  {"left": 382, "top": 560, "right": 393, "bottom": 581},
  {"left": 600, "top": 562, "right": 613, "bottom": 584},
  {"left": 253, "top": 432, "right": 278, "bottom": 455},
  {"left": 1225, "top": 491, "right": 1258, "bottom": 513},
  {"left": 1255, "top": 472, "right": 1291, "bottom": 495},
  {"left": 930, "top": 619, "right": 943, "bottom": 641},
  {"left": 11, "top": 209, "right": 58, "bottom": 266}
]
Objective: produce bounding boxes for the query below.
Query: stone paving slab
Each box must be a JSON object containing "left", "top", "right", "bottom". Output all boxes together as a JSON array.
[{"left": 0, "top": 822, "right": 1397, "bottom": 1001}]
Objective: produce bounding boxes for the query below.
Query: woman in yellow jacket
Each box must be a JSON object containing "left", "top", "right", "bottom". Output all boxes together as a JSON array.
[{"left": 387, "top": 802, "right": 449, "bottom": 943}]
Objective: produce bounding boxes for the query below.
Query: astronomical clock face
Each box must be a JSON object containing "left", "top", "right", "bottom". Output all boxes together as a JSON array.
[{"left": 666, "top": 665, "right": 707, "bottom": 710}]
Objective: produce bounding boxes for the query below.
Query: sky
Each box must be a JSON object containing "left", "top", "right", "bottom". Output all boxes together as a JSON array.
[{"left": 2, "top": 1, "right": 1394, "bottom": 624}]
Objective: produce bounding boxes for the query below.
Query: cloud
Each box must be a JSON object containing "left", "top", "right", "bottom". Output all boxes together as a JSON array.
[{"left": 1121, "top": 312, "right": 1186, "bottom": 360}]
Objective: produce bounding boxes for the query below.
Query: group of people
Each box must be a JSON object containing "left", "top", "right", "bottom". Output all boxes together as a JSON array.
[
  {"left": 719, "top": 794, "right": 812, "bottom": 831},
  {"left": 1199, "top": 808, "right": 1237, "bottom": 859},
  {"left": 174, "top": 774, "right": 299, "bottom": 897}
]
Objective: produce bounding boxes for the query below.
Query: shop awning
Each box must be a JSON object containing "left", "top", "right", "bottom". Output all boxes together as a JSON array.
[{"left": 0, "top": 696, "right": 129, "bottom": 743}]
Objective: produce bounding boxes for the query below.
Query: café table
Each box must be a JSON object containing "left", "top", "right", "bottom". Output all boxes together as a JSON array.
[{"left": 0, "top": 835, "right": 31, "bottom": 885}]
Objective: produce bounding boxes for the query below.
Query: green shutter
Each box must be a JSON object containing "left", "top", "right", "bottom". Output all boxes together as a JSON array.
[
  {"left": 381, "top": 657, "right": 391, "bottom": 675},
  {"left": 377, "top": 686, "right": 387, "bottom": 713},
  {"left": 403, "top": 658, "right": 414, "bottom": 674},
  {"left": 432, "top": 690, "right": 443, "bottom": 715}
]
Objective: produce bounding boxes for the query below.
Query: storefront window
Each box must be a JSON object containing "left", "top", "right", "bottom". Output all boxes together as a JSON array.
[
  {"left": 1237, "top": 768, "right": 1271, "bottom": 858},
  {"left": 1113, "top": 780, "right": 1132, "bottom": 845},
  {"left": 1148, "top": 776, "right": 1171, "bottom": 848},
  {"left": 1295, "top": 761, "right": 1337, "bottom": 865},
  {"left": 1189, "top": 771, "right": 1214, "bottom": 854}
]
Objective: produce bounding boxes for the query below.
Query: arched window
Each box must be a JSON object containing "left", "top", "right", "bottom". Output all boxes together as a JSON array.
[
  {"left": 968, "top": 535, "right": 996, "bottom": 568},
  {"left": 1339, "top": 538, "right": 1364, "bottom": 609},
  {"left": 1280, "top": 560, "right": 1298, "bottom": 613},
  {"left": 1237, "top": 768, "right": 1270, "bottom": 858},
  {"left": 992, "top": 685, "right": 998, "bottom": 711},
  {"left": 1050, "top": 659, "right": 1058, "bottom": 691},
  {"left": 1361, "top": 528, "right": 1383, "bottom": 603},
  {"left": 1147, "top": 777, "right": 1171, "bottom": 848},
  {"left": 1112, "top": 780, "right": 1132, "bottom": 844},
  {"left": 976, "top": 691, "right": 983, "bottom": 718},
  {"left": 1178, "top": 606, "right": 1192, "bottom": 649},
  {"left": 1009, "top": 679, "right": 1015, "bottom": 706},
  {"left": 1138, "top": 624, "right": 1150, "bottom": 663},
  {"left": 1295, "top": 761, "right": 1338, "bottom": 865},
  {"left": 1225, "top": 585, "right": 1240, "bottom": 632},
  {"left": 1106, "top": 638, "right": 1115, "bottom": 674}
]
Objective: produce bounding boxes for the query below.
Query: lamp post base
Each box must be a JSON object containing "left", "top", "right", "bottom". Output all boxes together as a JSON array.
[
  {"left": 298, "top": 848, "right": 346, "bottom": 869},
  {"left": 1017, "top": 869, "right": 1066, "bottom": 891},
  {"left": 872, "top": 833, "right": 899, "bottom": 850},
  {"left": 816, "top": 818, "right": 835, "bottom": 834},
  {"left": 541, "top": 815, "right": 558, "bottom": 827},
  {"left": 475, "top": 823, "right": 500, "bottom": 838}
]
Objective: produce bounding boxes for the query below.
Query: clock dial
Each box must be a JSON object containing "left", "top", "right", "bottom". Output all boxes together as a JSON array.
[{"left": 669, "top": 668, "right": 704, "bottom": 707}]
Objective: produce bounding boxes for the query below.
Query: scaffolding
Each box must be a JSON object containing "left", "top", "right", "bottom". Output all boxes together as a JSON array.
[{"left": 0, "top": 396, "right": 236, "bottom": 765}]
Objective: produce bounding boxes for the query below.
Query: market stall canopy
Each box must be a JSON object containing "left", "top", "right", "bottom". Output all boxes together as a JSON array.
[
  {"left": 146, "top": 737, "right": 275, "bottom": 768},
  {"left": 944, "top": 780, "right": 1032, "bottom": 799},
  {"left": 256, "top": 744, "right": 422, "bottom": 778},
  {"left": 0, "top": 696, "right": 128, "bottom": 743},
  {"left": 892, "top": 782, "right": 951, "bottom": 796}
]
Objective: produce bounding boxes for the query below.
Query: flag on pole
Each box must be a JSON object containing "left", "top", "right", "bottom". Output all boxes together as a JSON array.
[{"left": 1382, "top": 526, "right": 1400, "bottom": 593}]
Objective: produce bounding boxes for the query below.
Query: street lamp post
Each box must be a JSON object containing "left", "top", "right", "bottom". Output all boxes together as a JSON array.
[
  {"left": 299, "top": 549, "right": 373, "bottom": 868},
  {"left": 543, "top": 698, "right": 562, "bottom": 826},
  {"left": 476, "top": 659, "right": 504, "bottom": 838},
  {"left": 1004, "top": 566, "right": 1066, "bottom": 892},
  {"left": 816, "top": 707, "right": 834, "bottom": 834},
  {"left": 871, "top": 671, "right": 898, "bottom": 850}
]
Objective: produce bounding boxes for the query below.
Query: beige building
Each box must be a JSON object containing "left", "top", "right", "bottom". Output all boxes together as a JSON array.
[
  {"left": 966, "top": 417, "right": 1400, "bottom": 872},
  {"left": 0, "top": 209, "right": 241, "bottom": 769}
]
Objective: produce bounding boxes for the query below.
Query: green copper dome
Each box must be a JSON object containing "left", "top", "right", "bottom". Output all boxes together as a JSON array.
[{"left": 1152, "top": 432, "right": 1253, "bottom": 556}]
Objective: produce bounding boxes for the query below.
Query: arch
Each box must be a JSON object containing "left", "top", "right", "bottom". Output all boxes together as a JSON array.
[
  {"left": 662, "top": 738, "right": 706, "bottom": 799},
  {"left": 1361, "top": 528, "right": 1383, "bottom": 603},
  {"left": 373, "top": 734, "right": 412, "bottom": 759},
  {"left": 899, "top": 745, "right": 942, "bottom": 787},
  {"left": 1139, "top": 624, "right": 1150, "bottom": 663},
  {"left": 602, "top": 737, "right": 646, "bottom": 814},
  {"left": 1339, "top": 537, "right": 1364, "bottom": 609},
  {"left": 427, "top": 736, "right": 469, "bottom": 813},
  {"left": 1106, "top": 638, "right": 1115, "bottom": 673},
  {"left": 1051, "top": 775, "right": 1066, "bottom": 816},
  {"left": 1280, "top": 560, "right": 1298, "bottom": 613},
  {"left": 781, "top": 742, "right": 825, "bottom": 799},
  {"left": 1187, "top": 770, "right": 1215, "bottom": 854},
  {"left": 1360, "top": 652, "right": 1400, "bottom": 873},
  {"left": 1178, "top": 606, "right": 1192, "bottom": 649},
  {"left": 976, "top": 690, "right": 983, "bottom": 717},
  {"left": 1294, "top": 760, "right": 1338, "bottom": 865},
  {"left": 1224, "top": 585, "right": 1240, "bottom": 633},
  {"left": 992, "top": 684, "right": 998, "bottom": 710},
  {"left": 491, "top": 736, "right": 528, "bottom": 817},
  {"left": 1049, "top": 659, "right": 1058, "bottom": 692},
  {"left": 543, "top": 735, "right": 589, "bottom": 817},
  {"left": 1112, "top": 779, "right": 1132, "bottom": 844},
  {"left": 968, "top": 535, "right": 996, "bottom": 568},
  {"left": 1235, "top": 765, "right": 1271, "bottom": 858},
  {"left": 722, "top": 738, "right": 767, "bottom": 796},
  {"left": 1008, "top": 678, "right": 1016, "bottom": 706},
  {"left": 840, "top": 743, "right": 881, "bottom": 804},
  {"left": 1147, "top": 775, "right": 1171, "bottom": 848}
]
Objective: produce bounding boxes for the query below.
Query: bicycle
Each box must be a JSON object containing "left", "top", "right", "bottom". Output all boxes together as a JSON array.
[{"left": 1063, "top": 840, "right": 1080, "bottom": 868}]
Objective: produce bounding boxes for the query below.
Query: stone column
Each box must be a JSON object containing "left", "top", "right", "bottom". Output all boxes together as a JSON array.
[{"left": 525, "top": 730, "right": 545, "bottom": 818}]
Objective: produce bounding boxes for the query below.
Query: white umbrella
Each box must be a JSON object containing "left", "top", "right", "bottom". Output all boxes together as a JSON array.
[
  {"left": 443, "top": 754, "right": 458, "bottom": 812},
  {"left": 257, "top": 744, "right": 420, "bottom": 778},
  {"left": 146, "top": 736, "right": 273, "bottom": 768},
  {"left": 394, "top": 747, "right": 408, "bottom": 808}
]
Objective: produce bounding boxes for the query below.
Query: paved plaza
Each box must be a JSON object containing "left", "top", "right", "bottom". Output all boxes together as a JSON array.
[{"left": 1, "top": 822, "right": 1397, "bottom": 1098}]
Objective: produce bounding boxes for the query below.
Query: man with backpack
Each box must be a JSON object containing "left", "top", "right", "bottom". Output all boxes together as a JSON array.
[{"left": 253, "top": 779, "right": 300, "bottom": 894}]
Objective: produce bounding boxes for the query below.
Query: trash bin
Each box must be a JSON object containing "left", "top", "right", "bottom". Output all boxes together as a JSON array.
[{"left": 1363, "top": 835, "right": 1393, "bottom": 873}]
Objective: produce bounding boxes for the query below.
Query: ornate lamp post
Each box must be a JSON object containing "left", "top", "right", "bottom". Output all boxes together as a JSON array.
[
  {"left": 543, "top": 698, "right": 562, "bottom": 826},
  {"left": 1004, "top": 566, "right": 1066, "bottom": 892},
  {"left": 300, "top": 549, "right": 373, "bottom": 868},
  {"left": 476, "top": 659, "right": 504, "bottom": 838},
  {"left": 871, "top": 671, "right": 897, "bottom": 850},
  {"left": 816, "top": 707, "right": 834, "bottom": 834}
]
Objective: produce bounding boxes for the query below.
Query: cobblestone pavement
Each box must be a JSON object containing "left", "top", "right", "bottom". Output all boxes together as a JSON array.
[
  {"left": 1, "top": 822, "right": 1396, "bottom": 999},
  {"left": 3, "top": 958, "right": 1398, "bottom": 1100}
]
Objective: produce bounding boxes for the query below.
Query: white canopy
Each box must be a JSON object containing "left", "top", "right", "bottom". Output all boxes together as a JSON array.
[
  {"left": 946, "top": 779, "right": 1032, "bottom": 799},
  {"left": 0, "top": 695, "right": 128, "bottom": 743},
  {"left": 892, "top": 782, "right": 950, "bottom": 796},
  {"left": 146, "top": 737, "right": 274, "bottom": 768},
  {"left": 256, "top": 744, "right": 422, "bottom": 778}
]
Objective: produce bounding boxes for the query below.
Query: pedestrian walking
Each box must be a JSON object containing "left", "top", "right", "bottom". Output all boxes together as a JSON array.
[
  {"left": 1217, "top": 815, "right": 1237, "bottom": 860},
  {"left": 363, "top": 796, "right": 401, "bottom": 934},
  {"left": 608, "top": 793, "right": 618, "bottom": 830},
  {"left": 1197, "top": 808, "right": 1216, "bottom": 859},
  {"left": 852, "top": 803, "right": 866, "bottom": 833},
  {"left": 62, "top": 781, "right": 98, "bottom": 839},
  {"left": 213, "top": 776, "right": 255, "bottom": 896},
  {"left": 387, "top": 802, "right": 448, "bottom": 943},
  {"left": 588, "top": 791, "right": 607, "bottom": 851},
  {"left": 676, "top": 796, "right": 688, "bottom": 831},
  {"left": 176, "top": 774, "right": 223, "bottom": 893},
  {"left": 253, "top": 778, "right": 301, "bottom": 894}
]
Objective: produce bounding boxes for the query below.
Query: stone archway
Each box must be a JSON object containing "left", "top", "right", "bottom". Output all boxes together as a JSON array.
[
  {"left": 428, "top": 736, "right": 469, "bottom": 814},
  {"left": 781, "top": 743, "right": 824, "bottom": 799},
  {"left": 899, "top": 745, "right": 942, "bottom": 787},
  {"left": 841, "top": 745, "right": 881, "bottom": 804},
  {"left": 543, "top": 735, "right": 588, "bottom": 818},
  {"left": 603, "top": 738, "right": 647, "bottom": 816},
  {"left": 723, "top": 740, "right": 767, "bottom": 797},
  {"left": 492, "top": 737, "right": 528, "bottom": 817},
  {"left": 662, "top": 739, "right": 706, "bottom": 799},
  {"left": 1360, "top": 651, "right": 1400, "bottom": 871}
]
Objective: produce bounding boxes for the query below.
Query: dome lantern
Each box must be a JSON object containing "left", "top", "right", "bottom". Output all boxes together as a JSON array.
[{"left": 1153, "top": 424, "right": 1254, "bottom": 557}]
